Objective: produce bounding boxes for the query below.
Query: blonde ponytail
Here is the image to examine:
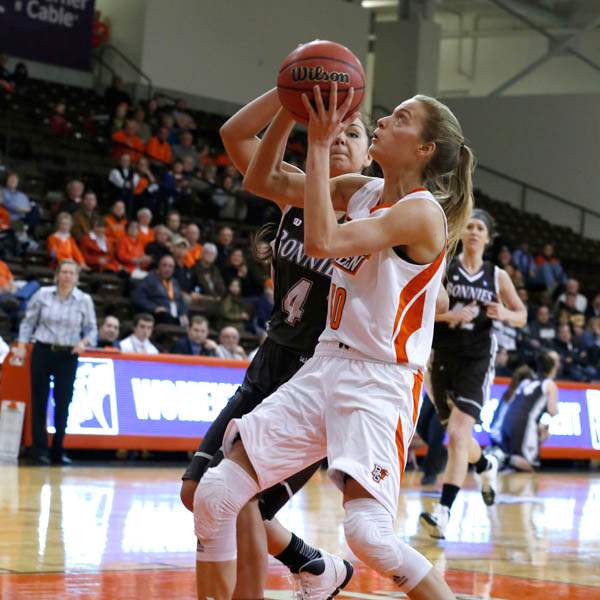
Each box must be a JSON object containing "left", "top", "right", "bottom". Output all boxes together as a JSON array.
[{"left": 413, "top": 95, "right": 475, "bottom": 257}]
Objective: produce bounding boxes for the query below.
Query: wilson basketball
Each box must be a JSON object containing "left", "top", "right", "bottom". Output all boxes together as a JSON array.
[{"left": 277, "top": 40, "right": 366, "bottom": 124}]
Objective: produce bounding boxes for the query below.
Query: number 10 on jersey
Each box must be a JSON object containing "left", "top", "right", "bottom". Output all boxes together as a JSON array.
[{"left": 329, "top": 284, "right": 347, "bottom": 330}]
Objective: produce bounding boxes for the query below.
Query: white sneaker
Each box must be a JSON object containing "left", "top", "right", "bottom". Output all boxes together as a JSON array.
[
  {"left": 478, "top": 452, "right": 499, "bottom": 506},
  {"left": 419, "top": 504, "right": 449, "bottom": 539},
  {"left": 292, "top": 550, "right": 353, "bottom": 600}
]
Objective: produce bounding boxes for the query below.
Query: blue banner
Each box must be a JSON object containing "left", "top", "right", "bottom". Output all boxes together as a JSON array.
[
  {"left": 46, "top": 355, "right": 600, "bottom": 454},
  {"left": 1, "top": 0, "right": 95, "bottom": 70}
]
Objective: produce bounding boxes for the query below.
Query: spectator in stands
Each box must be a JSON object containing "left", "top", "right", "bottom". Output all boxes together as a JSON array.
[
  {"left": 218, "top": 277, "right": 250, "bottom": 332},
  {"left": 252, "top": 282, "right": 273, "bottom": 334},
  {"left": 80, "top": 218, "right": 121, "bottom": 274},
  {"left": 0, "top": 191, "right": 18, "bottom": 258},
  {"left": 108, "top": 153, "right": 139, "bottom": 217},
  {"left": 534, "top": 243, "right": 567, "bottom": 292},
  {"left": 146, "top": 126, "right": 173, "bottom": 168},
  {"left": 215, "top": 325, "right": 246, "bottom": 360},
  {"left": 105, "top": 200, "right": 128, "bottom": 243},
  {"left": 553, "top": 323, "right": 593, "bottom": 381},
  {"left": 172, "top": 98, "right": 197, "bottom": 131},
  {"left": 133, "top": 106, "right": 151, "bottom": 144},
  {"left": 210, "top": 174, "right": 243, "bottom": 221},
  {"left": 494, "top": 346, "right": 512, "bottom": 377},
  {"left": 587, "top": 292, "right": 600, "bottom": 319},
  {"left": 166, "top": 210, "right": 181, "bottom": 239},
  {"left": 161, "top": 161, "right": 192, "bottom": 216},
  {"left": 496, "top": 246, "right": 512, "bottom": 270},
  {"left": 133, "top": 254, "right": 188, "bottom": 326},
  {"left": 194, "top": 242, "right": 225, "bottom": 299},
  {"left": 526, "top": 305, "right": 556, "bottom": 351},
  {"left": 581, "top": 317, "right": 600, "bottom": 369},
  {"left": 172, "top": 131, "right": 198, "bottom": 168},
  {"left": 557, "top": 278, "right": 587, "bottom": 314},
  {"left": 104, "top": 75, "right": 131, "bottom": 116},
  {"left": 171, "top": 235, "right": 196, "bottom": 295},
  {"left": 91, "top": 9, "right": 111, "bottom": 49},
  {"left": 97, "top": 315, "right": 120, "bottom": 348},
  {"left": 49, "top": 101, "right": 72, "bottom": 137},
  {"left": 144, "top": 224, "right": 171, "bottom": 268},
  {"left": 171, "top": 315, "right": 217, "bottom": 356},
  {"left": 2, "top": 171, "right": 33, "bottom": 223},
  {"left": 47, "top": 212, "right": 87, "bottom": 269},
  {"left": 112, "top": 119, "right": 144, "bottom": 163},
  {"left": 117, "top": 220, "right": 151, "bottom": 279},
  {"left": 72, "top": 191, "right": 99, "bottom": 241},
  {"left": 512, "top": 241, "right": 536, "bottom": 284},
  {"left": 111, "top": 101, "right": 128, "bottom": 134},
  {"left": 183, "top": 223, "right": 202, "bottom": 267},
  {"left": 14, "top": 260, "right": 97, "bottom": 465},
  {"left": 133, "top": 157, "right": 160, "bottom": 214},
  {"left": 214, "top": 225, "right": 234, "bottom": 269},
  {"left": 160, "top": 113, "right": 178, "bottom": 145},
  {"left": 136, "top": 208, "right": 154, "bottom": 248},
  {"left": 558, "top": 291, "right": 586, "bottom": 323},
  {"left": 0, "top": 259, "right": 22, "bottom": 330},
  {"left": 145, "top": 97, "right": 161, "bottom": 131},
  {"left": 119, "top": 313, "right": 158, "bottom": 354},
  {"left": 0, "top": 54, "right": 15, "bottom": 108},
  {"left": 59, "top": 179, "right": 84, "bottom": 214}
]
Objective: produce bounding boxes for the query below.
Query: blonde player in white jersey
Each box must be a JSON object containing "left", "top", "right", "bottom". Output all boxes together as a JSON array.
[{"left": 193, "top": 82, "right": 473, "bottom": 600}]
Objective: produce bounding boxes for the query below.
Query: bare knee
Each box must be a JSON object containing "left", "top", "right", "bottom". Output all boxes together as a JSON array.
[
  {"left": 180, "top": 479, "right": 197, "bottom": 513},
  {"left": 447, "top": 410, "right": 475, "bottom": 453}
]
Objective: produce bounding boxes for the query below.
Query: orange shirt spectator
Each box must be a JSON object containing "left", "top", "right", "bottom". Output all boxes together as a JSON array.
[
  {"left": 137, "top": 224, "right": 155, "bottom": 248},
  {"left": 117, "top": 222, "right": 151, "bottom": 274},
  {"left": 0, "top": 259, "right": 14, "bottom": 288},
  {"left": 183, "top": 243, "right": 203, "bottom": 268},
  {"left": 47, "top": 234, "right": 85, "bottom": 267},
  {"left": 146, "top": 128, "right": 173, "bottom": 166},
  {"left": 80, "top": 221, "right": 121, "bottom": 273},
  {"left": 0, "top": 205, "right": 11, "bottom": 230},
  {"left": 105, "top": 200, "right": 128, "bottom": 242},
  {"left": 91, "top": 10, "right": 111, "bottom": 48},
  {"left": 112, "top": 120, "right": 144, "bottom": 162}
]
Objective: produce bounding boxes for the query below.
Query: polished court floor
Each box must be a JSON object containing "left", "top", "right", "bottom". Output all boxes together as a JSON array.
[{"left": 1, "top": 463, "right": 599, "bottom": 599}]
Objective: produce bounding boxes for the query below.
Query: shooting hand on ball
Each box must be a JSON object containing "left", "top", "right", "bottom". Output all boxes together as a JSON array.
[{"left": 301, "top": 82, "right": 357, "bottom": 147}]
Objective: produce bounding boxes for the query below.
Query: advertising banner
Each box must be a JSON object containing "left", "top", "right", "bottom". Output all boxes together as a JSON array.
[{"left": 0, "top": 0, "right": 95, "bottom": 70}]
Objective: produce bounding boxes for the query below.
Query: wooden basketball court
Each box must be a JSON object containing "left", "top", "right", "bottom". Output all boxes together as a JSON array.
[{"left": 1, "top": 463, "right": 599, "bottom": 599}]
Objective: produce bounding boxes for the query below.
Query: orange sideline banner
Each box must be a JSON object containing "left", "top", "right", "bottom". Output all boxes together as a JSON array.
[{"left": 1, "top": 346, "right": 599, "bottom": 458}]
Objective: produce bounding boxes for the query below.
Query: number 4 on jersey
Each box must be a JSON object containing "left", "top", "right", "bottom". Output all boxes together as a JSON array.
[{"left": 282, "top": 278, "right": 313, "bottom": 326}]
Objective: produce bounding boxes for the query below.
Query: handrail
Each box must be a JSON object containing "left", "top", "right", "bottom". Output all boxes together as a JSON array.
[
  {"left": 98, "top": 43, "right": 154, "bottom": 101},
  {"left": 370, "top": 103, "right": 598, "bottom": 236}
]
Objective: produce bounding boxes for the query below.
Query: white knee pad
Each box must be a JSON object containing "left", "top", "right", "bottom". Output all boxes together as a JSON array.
[
  {"left": 343, "top": 498, "right": 432, "bottom": 592},
  {"left": 193, "top": 458, "right": 259, "bottom": 562}
]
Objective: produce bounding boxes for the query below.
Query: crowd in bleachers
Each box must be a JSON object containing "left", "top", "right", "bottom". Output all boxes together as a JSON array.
[{"left": 0, "top": 54, "right": 599, "bottom": 379}]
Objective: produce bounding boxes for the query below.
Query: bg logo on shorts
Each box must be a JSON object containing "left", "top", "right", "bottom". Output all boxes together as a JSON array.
[{"left": 371, "top": 464, "right": 389, "bottom": 483}]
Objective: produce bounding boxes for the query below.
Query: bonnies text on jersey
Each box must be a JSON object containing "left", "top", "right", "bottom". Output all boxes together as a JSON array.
[
  {"left": 446, "top": 281, "right": 495, "bottom": 304},
  {"left": 277, "top": 228, "right": 333, "bottom": 277}
]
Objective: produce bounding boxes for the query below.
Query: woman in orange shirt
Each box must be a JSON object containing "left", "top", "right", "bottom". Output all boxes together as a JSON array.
[
  {"left": 105, "top": 200, "right": 128, "bottom": 243},
  {"left": 80, "top": 218, "right": 122, "bottom": 273},
  {"left": 136, "top": 208, "right": 155, "bottom": 248},
  {"left": 47, "top": 212, "right": 88, "bottom": 269},
  {"left": 116, "top": 221, "right": 152, "bottom": 279},
  {"left": 182, "top": 222, "right": 203, "bottom": 267}
]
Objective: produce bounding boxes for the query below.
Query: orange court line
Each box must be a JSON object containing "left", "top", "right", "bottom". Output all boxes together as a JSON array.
[{"left": 1, "top": 565, "right": 598, "bottom": 600}]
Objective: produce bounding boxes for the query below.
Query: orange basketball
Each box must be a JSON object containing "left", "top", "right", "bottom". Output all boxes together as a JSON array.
[{"left": 277, "top": 40, "right": 366, "bottom": 124}]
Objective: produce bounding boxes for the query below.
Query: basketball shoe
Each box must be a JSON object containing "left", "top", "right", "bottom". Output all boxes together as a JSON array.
[
  {"left": 292, "top": 550, "right": 353, "bottom": 600},
  {"left": 419, "top": 504, "right": 450, "bottom": 539},
  {"left": 477, "top": 451, "right": 501, "bottom": 506}
]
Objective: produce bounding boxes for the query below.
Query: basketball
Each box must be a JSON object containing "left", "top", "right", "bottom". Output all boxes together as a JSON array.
[{"left": 277, "top": 40, "right": 366, "bottom": 124}]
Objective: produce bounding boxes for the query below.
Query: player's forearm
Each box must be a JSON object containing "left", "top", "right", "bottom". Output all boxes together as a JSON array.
[
  {"left": 304, "top": 143, "right": 338, "bottom": 257},
  {"left": 243, "top": 108, "right": 295, "bottom": 198},
  {"left": 504, "top": 308, "right": 527, "bottom": 328}
]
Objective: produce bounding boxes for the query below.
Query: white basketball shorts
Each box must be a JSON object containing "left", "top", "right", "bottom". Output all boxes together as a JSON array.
[{"left": 223, "top": 341, "right": 423, "bottom": 516}]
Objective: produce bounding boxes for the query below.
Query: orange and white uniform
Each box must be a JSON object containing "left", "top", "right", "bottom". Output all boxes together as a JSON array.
[{"left": 225, "top": 178, "right": 446, "bottom": 516}]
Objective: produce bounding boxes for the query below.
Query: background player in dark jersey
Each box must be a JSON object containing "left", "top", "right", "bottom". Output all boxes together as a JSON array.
[
  {"left": 494, "top": 351, "right": 560, "bottom": 472},
  {"left": 420, "top": 209, "right": 527, "bottom": 540},
  {"left": 179, "top": 88, "right": 372, "bottom": 598}
]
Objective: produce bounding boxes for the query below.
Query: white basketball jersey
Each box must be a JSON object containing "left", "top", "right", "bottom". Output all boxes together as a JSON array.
[{"left": 319, "top": 178, "right": 447, "bottom": 369}]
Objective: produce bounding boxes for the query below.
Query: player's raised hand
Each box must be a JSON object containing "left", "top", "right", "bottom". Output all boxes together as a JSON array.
[{"left": 301, "top": 82, "right": 356, "bottom": 147}]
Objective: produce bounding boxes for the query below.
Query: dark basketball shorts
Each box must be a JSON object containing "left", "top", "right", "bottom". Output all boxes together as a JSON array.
[
  {"left": 182, "top": 336, "right": 323, "bottom": 521},
  {"left": 429, "top": 350, "right": 495, "bottom": 426}
]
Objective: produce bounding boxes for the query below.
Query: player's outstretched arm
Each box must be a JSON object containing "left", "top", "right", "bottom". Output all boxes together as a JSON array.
[{"left": 219, "top": 88, "right": 303, "bottom": 177}]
